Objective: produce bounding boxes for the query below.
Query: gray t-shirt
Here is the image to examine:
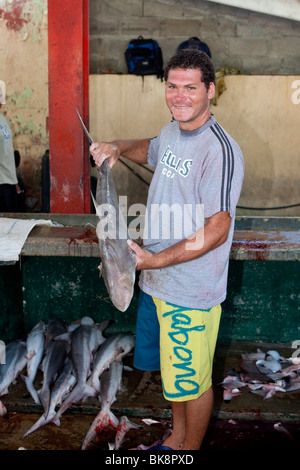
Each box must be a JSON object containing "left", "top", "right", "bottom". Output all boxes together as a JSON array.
[{"left": 139, "top": 116, "right": 244, "bottom": 309}]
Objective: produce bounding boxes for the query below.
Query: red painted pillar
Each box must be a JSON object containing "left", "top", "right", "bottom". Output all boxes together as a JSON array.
[{"left": 48, "top": 0, "right": 90, "bottom": 213}]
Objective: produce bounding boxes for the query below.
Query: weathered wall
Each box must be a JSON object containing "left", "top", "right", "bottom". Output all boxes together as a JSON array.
[
  {"left": 89, "top": 74, "right": 170, "bottom": 209},
  {"left": 0, "top": 0, "right": 299, "bottom": 214},
  {"left": 90, "top": 74, "right": 300, "bottom": 216},
  {"left": 89, "top": 0, "right": 300, "bottom": 75},
  {"left": 0, "top": 0, "right": 48, "bottom": 212},
  {"left": 213, "top": 75, "right": 300, "bottom": 216}
]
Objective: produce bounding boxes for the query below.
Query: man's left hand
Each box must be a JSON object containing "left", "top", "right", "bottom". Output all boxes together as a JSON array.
[{"left": 127, "top": 239, "right": 157, "bottom": 271}]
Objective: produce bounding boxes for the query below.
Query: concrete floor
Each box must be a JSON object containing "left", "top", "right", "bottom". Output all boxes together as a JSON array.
[{"left": 0, "top": 341, "right": 299, "bottom": 452}]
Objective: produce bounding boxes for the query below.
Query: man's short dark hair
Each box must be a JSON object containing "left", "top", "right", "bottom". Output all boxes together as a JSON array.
[{"left": 164, "top": 49, "right": 215, "bottom": 91}]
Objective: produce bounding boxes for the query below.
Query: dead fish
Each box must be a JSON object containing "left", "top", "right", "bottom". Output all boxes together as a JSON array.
[
  {"left": 0, "top": 340, "right": 27, "bottom": 418},
  {"left": 247, "top": 382, "right": 264, "bottom": 391},
  {"left": 44, "top": 317, "right": 67, "bottom": 348},
  {"left": 288, "top": 357, "right": 300, "bottom": 365},
  {"left": 45, "top": 359, "right": 76, "bottom": 425},
  {"left": 22, "top": 359, "right": 76, "bottom": 438},
  {"left": 22, "top": 320, "right": 45, "bottom": 405},
  {"left": 285, "top": 375, "right": 300, "bottom": 392},
  {"left": 81, "top": 361, "right": 123, "bottom": 450},
  {"left": 223, "top": 388, "right": 242, "bottom": 402},
  {"left": 250, "top": 382, "right": 286, "bottom": 400},
  {"left": 142, "top": 418, "right": 161, "bottom": 425},
  {"left": 76, "top": 109, "right": 136, "bottom": 312},
  {"left": 279, "top": 362, "right": 300, "bottom": 378},
  {"left": 219, "top": 375, "right": 248, "bottom": 390},
  {"left": 92, "top": 162, "right": 136, "bottom": 312},
  {"left": 53, "top": 320, "right": 111, "bottom": 422},
  {"left": 266, "top": 350, "right": 281, "bottom": 361},
  {"left": 38, "top": 319, "right": 69, "bottom": 416},
  {"left": 241, "top": 349, "right": 266, "bottom": 362},
  {"left": 274, "top": 422, "right": 294, "bottom": 442},
  {"left": 221, "top": 348, "right": 300, "bottom": 402},
  {"left": 240, "top": 358, "right": 279, "bottom": 382},
  {"left": 0, "top": 400, "right": 8, "bottom": 419},
  {"left": 110, "top": 416, "right": 143, "bottom": 450},
  {"left": 88, "top": 333, "right": 135, "bottom": 392},
  {"left": 0, "top": 340, "right": 27, "bottom": 395},
  {"left": 256, "top": 358, "right": 282, "bottom": 374},
  {"left": 220, "top": 373, "right": 247, "bottom": 402}
]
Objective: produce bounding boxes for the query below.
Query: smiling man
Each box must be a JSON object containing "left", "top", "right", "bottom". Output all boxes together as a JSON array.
[
  {"left": 90, "top": 49, "right": 244, "bottom": 450},
  {"left": 165, "top": 66, "right": 214, "bottom": 130}
]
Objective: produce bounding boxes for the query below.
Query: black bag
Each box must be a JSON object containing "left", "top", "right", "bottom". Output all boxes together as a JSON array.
[
  {"left": 177, "top": 37, "right": 211, "bottom": 58},
  {"left": 125, "top": 36, "right": 163, "bottom": 79}
]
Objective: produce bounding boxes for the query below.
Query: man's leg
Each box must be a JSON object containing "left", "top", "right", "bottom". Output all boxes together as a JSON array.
[
  {"left": 153, "top": 300, "right": 221, "bottom": 450},
  {"left": 133, "top": 291, "right": 160, "bottom": 372},
  {"left": 163, "top": 401, "right": 185, "bottom": 450},
  {"left": 163, "top": 386, "right": 214, "bottom": 450},
  {"left": 183, "top": 386, "right": 214, "bottom": 450}
]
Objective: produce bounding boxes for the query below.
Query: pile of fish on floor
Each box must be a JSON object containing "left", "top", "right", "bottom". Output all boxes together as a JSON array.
[
  {"left": 220, "top": 348, "right": 300, "bottom": 402},
  {"left": 0, "top": 316, "right": 142, "bottom": 450}
]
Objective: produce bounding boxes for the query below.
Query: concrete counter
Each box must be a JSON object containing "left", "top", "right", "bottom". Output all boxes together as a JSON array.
[
  {"left": 2, "top": 214, "right": 300, "bottom": 261},
  {"left": 0, "top": 215, "right": 299, "bottom": 344},
  {"left": 21, "top": 224, "right": 300, "bottom": 261}
]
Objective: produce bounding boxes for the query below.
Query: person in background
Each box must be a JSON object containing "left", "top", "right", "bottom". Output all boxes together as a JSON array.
[
  {"left": 90, "top": 49, "right": 244, "bottom": 451},
  {"left": 14, "top": 150, "right": 25, "bottom": 212},
  {"left": 0, "top": 95, "right": 20, "bottom": 212}
]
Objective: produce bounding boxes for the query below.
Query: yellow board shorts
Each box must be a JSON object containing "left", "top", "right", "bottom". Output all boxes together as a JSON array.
[{"left": 133, "top": 291, "right": 222, "bottom": 402}]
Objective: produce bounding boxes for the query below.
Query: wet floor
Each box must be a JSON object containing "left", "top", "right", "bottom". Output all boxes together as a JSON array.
[
  {"left": 0, "top": 411, "right": 299, "bottom": 453},
  {"left": 1, "top": 341, "right": 299, "bottom": 454}
]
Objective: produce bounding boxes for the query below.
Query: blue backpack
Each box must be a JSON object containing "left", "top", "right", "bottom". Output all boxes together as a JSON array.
[
  {"left": 125, "top": 36, "right": 164, "bottom": 79},
  {"left": 177, "top": 37, "right": 211, "bottom": 58}
]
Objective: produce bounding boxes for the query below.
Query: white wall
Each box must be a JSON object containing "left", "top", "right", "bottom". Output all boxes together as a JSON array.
[{"left": 90, "top": 74, "right": 300, "bottom": 216}]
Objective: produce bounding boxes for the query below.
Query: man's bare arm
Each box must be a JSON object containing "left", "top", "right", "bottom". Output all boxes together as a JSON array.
[
  {"left": 128, "top": 211, "right": 231, "bottom": 270},
  {"left": 90, "top": 138, "right": 150, "bottom": 168}
]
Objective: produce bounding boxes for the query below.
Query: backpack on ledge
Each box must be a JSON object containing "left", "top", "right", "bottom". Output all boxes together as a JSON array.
[
  {"left": 177, "top": 37, "right": 211, "bottom": 58},
  {"left": 125, "top": 36, "right": 164, "bottom": 79}
]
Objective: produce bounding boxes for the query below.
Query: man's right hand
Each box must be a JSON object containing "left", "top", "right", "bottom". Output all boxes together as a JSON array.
[{"left": 89, "top": 142, "right": 120, "bottom": 168}]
